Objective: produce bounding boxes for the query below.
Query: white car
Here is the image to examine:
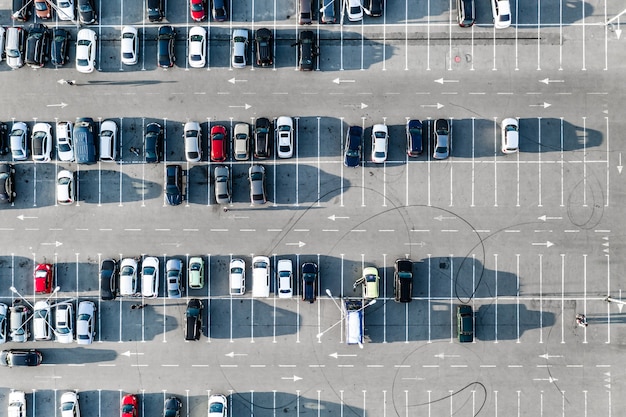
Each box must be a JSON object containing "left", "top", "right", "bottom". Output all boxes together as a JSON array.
[
  {"left": 121, "top": 26, "right": 138, "bottom": 65},
  {"left": 277, "top": 259, "right": 293, "bottom": 298},
  {"left": 251, "top": 256, "right": 270, "bottom": 298},
  {"left": 10, "top": 122, "right": 29, "bottom": 161},
  {"left": 76, "top": 29, "right": 97, "bottom": 73},
  {"left": 33, "top": 301, "right": 52, "bottom": 341},
  {"left": 55, "top": 302, "right": 74, "bottom": 344},
  {"left": 76, "top": 300, "right": 96, "bottom": 345},
  {"left": 0, "top": 27, "right": 4, "bottom": 63},
  {"left": 276, "top": 116, "right": 294, "bottom": 158},
  {"left": 229, "top": 258, "right": 246, "bottom": 296},
  {"left": 208, "top": 394, "right": 227, "bottom": 417},
  {"left": 231, "top": 29, "right": 248, "bottom": 68},
  {"left": 57, "top": 170, "right": 75, "bottom": 205},
  {"left": 501, "top": 117, "right": 519, "bottom": 154},
  {"left": 56, "top": 121, "right": 74, "bottom": 162},
  {"left": 184, "top": 121, "right": 202, "bottom": 162},
  {"left": 57, "top": 0, "right": 75, "bottom": 21},
  {"left": 31, "top": 122, "right": 52, "bottom": 163},
  {"left": 346, "top": 0, "right": 363, "bottom": 21},
  {"left": 99, "top": 119, "right": 118, "bottom": 161},
  {"left": 0, "top": 303, "right": 7, "bottom": 344},
  {"left": 8, "top": 390, "right": 26, "bottom": 417},
  {"left": 188, "top": 26, "right": 206, "bottom": 68},
  {"left": 371, "top": 124, "right": 388, "bottom": 163},
  {"left": 120, "top": 258, "right": 139, "bottom": 296},
  {"left": 141, "top": 256, "right": 160, "bottom": 298},
  {"left": 60, "top": 391, "right": 80, "bottom": 417},
  {"left": 491, "top": 0, "right": 511, "bottom": 29}
]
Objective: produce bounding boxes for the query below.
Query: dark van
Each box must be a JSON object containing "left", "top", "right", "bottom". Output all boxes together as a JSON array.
[
  {"left": 255, "top": 28, "right": 273, "bottom": 67},
  {"left": 73, "top": 117, "right": 96, "bottom": 164},
  {"left": 185, "top": 298, "right": 203, "bottom": 340},
  {"left": 147, "top": 0, "right": 164, "bottom": 22}
]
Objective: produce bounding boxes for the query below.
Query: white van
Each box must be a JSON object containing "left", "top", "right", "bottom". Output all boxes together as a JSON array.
[
  {"left": 251, "top": 256, "right": 270, "bottom": 297},
  {"left": 344, "top": 299, "right": 363, "bottom": 346},
  {"left": 33, "top": 301, "right": 52, "bottom": 341},
  {"left": 6, "top": 27, "right": 26, "bottom": 69}
]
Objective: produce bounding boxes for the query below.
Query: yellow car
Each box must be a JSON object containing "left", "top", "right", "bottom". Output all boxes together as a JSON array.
[{"left": 355, "top": 267, "right": 379, "bottom": 299}]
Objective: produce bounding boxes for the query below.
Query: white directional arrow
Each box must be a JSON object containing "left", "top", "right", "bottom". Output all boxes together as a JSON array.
[
  {"left": 333, "top": 78, "right": 355, "bottom": 84},
  {"left": 328, "top": 215, "right": 350, "bottom": 221},
  {"left": 538, "top": 353, "right": 563, "bottom": 359},
  {"left": 404, "top": 242, "right": 426, "bottom": 247},
  {"left": 533, "top": 377, "right": 558, "bottom": 383},
  {"left": 532, "top": 241, "right": 554, "bottom": 248},
  {"left": 228, "top": 104, "right": 252, "bottom": 110},
  {"left": 360, "top": 103, "right": 368, "bottom": 109},
  {"left": 434, "top": 77, "right": 459, "bottom": 84},
  {"left": 225, "top": 352, "right": 248, "bottom": 358},
  {"left": 17, "top": 215, "right": 38, "bottom": 220},
  {"left": 57, "top": 79, "right": 76, "bottom": 85},
  {"left": 121, "top": 351, "right": 145, "bottom": 357},
  {"left": 434, "top": 353, "right": 460, "bottom": 359},
  {"left": 537, "top": 215, "right": 563, "bottom": 221},
  {"left": 47, "top": 103, "right": 68, "bottom": 108},
  {"left": 529, "top": 102, "right": 552, "bottom": 108},
  {"left": 228, "top": 77, "right": 248, "bottom": 84},
  {"left": 618, "top": 153, "right": 623, "bottom": 174},
  {"left": 329, "top": 352, "right": 358, "bottom": 358},
  {"left": 605, "top": 295, "right": 626, "bottom": 313},
  {"left": 420, "top": 103, "right": 444, "bottom": 109},
  {"left": 539, "top": 78, "right": 564, "bottom": 85},
  {"left": 615, "top": 17, "right": 622, "bottom": 39},
  {"left": 41, "top": 241, "right": 63, "bottom": 247},
  {"left": 434, "top": 215, "right": 456, "bottom": 221},
  {"left": 286, "top": 241, "right": 306, "bottom": 248},
  {"left": 401, "top": 376, "right": 425, "bottom": 381},
  {"left": 281, "top": 375, "right": 302, "bottom": 382}
]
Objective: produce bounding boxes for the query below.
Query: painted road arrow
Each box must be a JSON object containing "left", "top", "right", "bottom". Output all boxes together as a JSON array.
[
  {"left": 286, "top": 241, "right": 306, "bottom": 248},
  {"left": 329, "top": 352, "right": 357, "bottom": 358},
  {"left": 281, "top": 375, "right": 302, "bottom": 382},
  {"left": 529, "top": 102, "right": 552, "bottom": 108},
  {"left": 538, "top": 353, "right": 563, "bottom": 359},
  {"left": 333, "top": 78, "right": 355, "bottom": 84},
  {"left": 41, "top": 241, "right": 63, "bottom": 247},
  {"left": 121, "top": 351, "right": 145, "bottom": 357},
  {"left": 434, "top": 215, "right": 456, "bottom": 221},
  {"left": 420, "top": 103, "right": 444, "bottom": 109},
  {"left": 537, "top": 215, "right": 563, "bottom": 221},
  {"left": 47, "top": 103, "right": 68, "bottom": 108},
  {"left": 618, "top": 153, "right": 623, "bottom": 174},
  {"left": 328, "top": 215, "right": 350, "bottom": 221},
  {"left": 532, "top": 241, "right": 554, "bottom": 248},
  {"left": 434, "top": 353, "right": 460, "bottom": 359},
  {"left": 225, "top": 352, "right": 248, "bottom": 358},
  {"left": 434, "top": 77, "right": 459, "bottom": 84},
  {"left": 17, "top": 215, "right": 38, "bottom": 220},
  {"left": 228, "top": 77, "right": 248, "bottom": 84},
  {"left": 539, "top": 78, "right": 564, "bottom": 84},
  {"left": 228, "top": 104, "right": 252, "bottom": 110}
]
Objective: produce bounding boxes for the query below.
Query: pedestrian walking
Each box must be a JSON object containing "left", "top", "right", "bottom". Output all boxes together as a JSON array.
[
  {"left": 576, "top": 313, "right": 588, "bottom": 327},
  {"left": 131, "top": 304, "right": 145, "bottom": 310},
  {"left": 129, "top": 147, "right": 140, "bottom": 156},
  {"left": 66, "top": 80, "right": 75, "bottom": 86}
]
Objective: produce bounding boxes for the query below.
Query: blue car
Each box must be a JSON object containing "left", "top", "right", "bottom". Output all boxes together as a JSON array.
[
  {"left": 406, "top": 119, "right": 423, "bottom": 157},
  {"left": 344, "top": 125, "right": 362, "bottom": 167}
]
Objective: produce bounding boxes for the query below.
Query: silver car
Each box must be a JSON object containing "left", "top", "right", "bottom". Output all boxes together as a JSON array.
[
  {"left": 10, "top": 122, "right": 29, "bottom": 161},
  {"left": 166, "top": 258, "right": 183, "bottom": 299},
  {"left": 10, "top": 304, "right": 30, "bottom": 343},
  {"left": 214, "top": 165, "right": 231, "bottom": 205},
  {"left": 248, "top": 165, "right": 266, "bottom": 205},
  {"left": 76, "top": 300, "right": 96, "bottom": 345},
  {"left": 433, "top": 119, "right": 450, "bottom": 160},
  {"left": 54, "top": 302, "right": 74, "bottom": 344},
  {"left": 0, "top": 303, "right": 8, "bottom": 344},
  {"left": 233, "top": 123, "right": 250, "bottom": 161}
]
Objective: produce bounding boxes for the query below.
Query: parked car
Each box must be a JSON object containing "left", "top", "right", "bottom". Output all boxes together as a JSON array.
[
  {"left": 229, "top": 258, "right": 245, "bottom": 295},
  {"left": 165, "top": 165, "right": 184, "bottom": 206},
  {"left": 297, "top": 30, "right": 317, "bottom": 71},
  {"left": 210, "top": 125, "right": 228, "bottom": 162},
  {"left": 433, "top": 118, "right": 450, "bottom": 160},
  {"left": 33, "top": 301, "right": 52, "bottom": 341},
  {"left": 77, "top": 0, "right": 97, "bottom": 24},
  {"left": 121, "top": 26, "right": 138, "bottom": 65},
  {"left": 232, "top": 29, "right": 248, "bottom": 68},
  {"left": 57, "top": 0, "right": 74, "bottom": 20},
  {"left": 31, "top": 122, "right": 52, "bottom": 162},
  {"left": 54, "top": 302, "right": 74, "bottom": 344},
  {"left": 34, "top": 0, "right": 51, "bottom": 19},
  {"left": 251, "top": 256, "right": 270, "bottom": 297},
  {"left": 211, "top": 0, "right": 227, "bottom": 21},
  {"left": 34, "top": 263, "right": 53, "bottom": 293},
  {"left": 119, "top": 258, "right": 139, "bottom": 296},
  {"left": 0, "top": 349, "right": 42, "bottom": 367},
  {"left": 9, "top": 303, "right": 30, "bottom": 343},
  {"left": 145, "top": 122, "right": 163, "bottom": 163},
  {"left": 248, "top": 165, "right": 267, "bottom": 205},
  {"left": 164, "top": 396, "right": 182, "bottom": 417},
  {"left": 301, "top": 262, "right": 318, "bottom": 303},
  {"left": 277, "top": 259, "right": 293, "bottom": 298},
  {"left": 394, "top": 259, "right": 413, "bottom": 303},
  {"left": 208, "top": 395, "right": 227, "bottom": 417},
  {"left": 406, "top": 119, "right": 423, "bottom": 157},
  {"left": 141, "top": 256, "right": 159, "bottom": 298},
  {"left": 320, "top": 0, "right": 336, "bottom": 23},
  {"left": 76, "top": 300, "right": 96, "bottom": 344},
  {"left": 25, "top": 23, "right": 49, "bottom": 68},
  {"left": 157, "top": 25, "right": 176, "bottom": 68},
  {"left": 0, "top": 164, "right": 16, "bottom": 204},
  {"left": 75, "top": 28, "right": 97, "bottom": 73},
  {"left": 371, "top": 124, "right": 388, "bottom": 163},
  {"left": 346, "top": 0, "right": 363, "bottom": 21},
  {"left": 356, "top": 267, "right": 379, "bottom": 299},
  {"left": 121, "top": 394, "right": 138, "bottom": 417},
  {"left": 501, "top": 117, "right": 519, "bottom": 154},
  {"left": 184, "top": 121, "right": 202, "bottom": 162},
  {"left": 233, "top": 123, "right": 250, "bottom": 160},
  {"left": 60, "top": 392, "right": 80, "bottom": 417},
  {"left": 99, "top": 119, "right": 118, "bottom": 162},
  {"left": 255, "top": 28, "right": 273, "bottom": 67},
  {"left": 56, "top": 170, "right": 75, "bottom": 205},
  {"left": 298, "top": 0, "right": 312, "bottom": 24},
  {"left": 457, "top": 0, "right": 475, "bottom": 27},
  {"left": 188, "top": 26, "right": 206, "bottom": 68},
  {"left": 73, "top": 117, "right": 96, "bottom": 163},
  {"left": 6, "top": 27, "right": 26, "bottom": 69},
  {"left": 0, "top": 303, "right": 8, "bottom": 344},
  {"left": 214, "top": 165, "right": 231, "bottom": 204},
  {"left": 491, "top": 0, "right": 511, "bottom": 29},
  {"left": 10, "top": 122, "right": 29, "bottom": 160},
  {"left": 50, "top": 28, "right": 70, "bottom": 67},
  {"left": 188, "top": 257, "right": 204, "bottom": 289},
  {"left": 254, "top": 117, "right": 271, "bottom": 158},
  {"left": 8, "top": 390, "right": 26, "bottom": 417},
  {"left": 100, "top": 258, "right": 118, "bottom": 301},
  {"left": 56, "top": 121, "right": 74, "bottom": 161},
  {"left": 0, "top": 123, "right": 9, "bottom": 155},
  {"left": 457, "top": 305, "right": 474, "bottom": 342},
  {"left": 147, "top": 0, "right": 164, "bottom": 22},
  {"left": 276, "top": 116, "right": 294, "bottom": 158},
  {"left": 344, "top": 126, "right": 362, "bottom": 167},
  {"left": 190, "top": 0, "right": 207, "bottom": 21},
  {"left": 166, "top": 258, "right": 183, "bottom": 298},
  {"left": 366, "top": 0, "right": 383, "bottom": 17},
  {"left": 185, "top": 299, "right": 203, "bottom": 340}
]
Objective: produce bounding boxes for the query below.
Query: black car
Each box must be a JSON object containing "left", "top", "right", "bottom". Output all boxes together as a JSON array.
[
  {"left": 297, "top": 30, "right": 318, "bottom": 71},
  {"left": 77, "top": 0, "right": 97, "bottom": 24},
  {"left": 185, "top": 298, "right": 203, "bottom": 341},
  {"left": 147, "top": 0, "right": 164, "bottom": 22},
  {"left": 406, "top": 119, "right": 423, "bottom": 157},
  {"left": 25, "top": 23, "right": 49, "bottom": 68},
  {"left": 50, "top": 28, "right": 70, "bottom": 67},
  {"left": 457, "top": 305, "right": 474, "bottom": 342},
  {"left": 211, "top": 0, "right": 227, "bottom": 21},
  {"left": 165, "top": 165, "right": 183, "bottom": 206},
  {"left": 0, "top": 349, "right": 42, "bottom": 367},
  {"left": 255, "top": 28, "right": 273, "bottom": 67},
  {"left": 100, "top": 258, "right": 118, "bottom": 301},
  {"left": 367, "top": 0, "right": 383, "bottom": 17},
  {"left": 344, "top": 125, "right": 362, "bottom": 167},
  {"left": 394, "top": 259, "right": 413, "bottom": 303},
  {"left": 0, "top": 123, "right": 9, "bottom": 155},
  {"left": 0, "top": 164, "right": 16, "bottom": 205},
  {"left": 157, "top": 25, "right": 176, "bottom": 68},
  {"left": 457, "top": 0, "right": 475, "bottom": 27},
  {"left": 254, "top": 117, "right": 272, "bottom": 158},
  {"left": 301, "top": 262, "right": 318, "bottom": 303},
  {"left": 145, "top": 123, "right": 163, "bottom": 163},
  {"left": 164, "top": 396, "right": 182, "bottom": 417},
  {"left": 12, "top": 0, "right": 31, "bottom": 21}
]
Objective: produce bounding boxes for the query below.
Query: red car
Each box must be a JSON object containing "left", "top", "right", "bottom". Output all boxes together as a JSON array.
[
  {"left": 122, "top": 394, "right": 138, "bottom": 417},
  {"left": 190, "top": 0, "right": 207, "bottom": 21},
  {"left": 210, "top": 125, "right": 228, "bottom": 162},
  {"left": 34, "top": 263, "right": 53, "bottom": 294},
  {"left": 34, "top": 0, "right": 52, "bottom": 19}
]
